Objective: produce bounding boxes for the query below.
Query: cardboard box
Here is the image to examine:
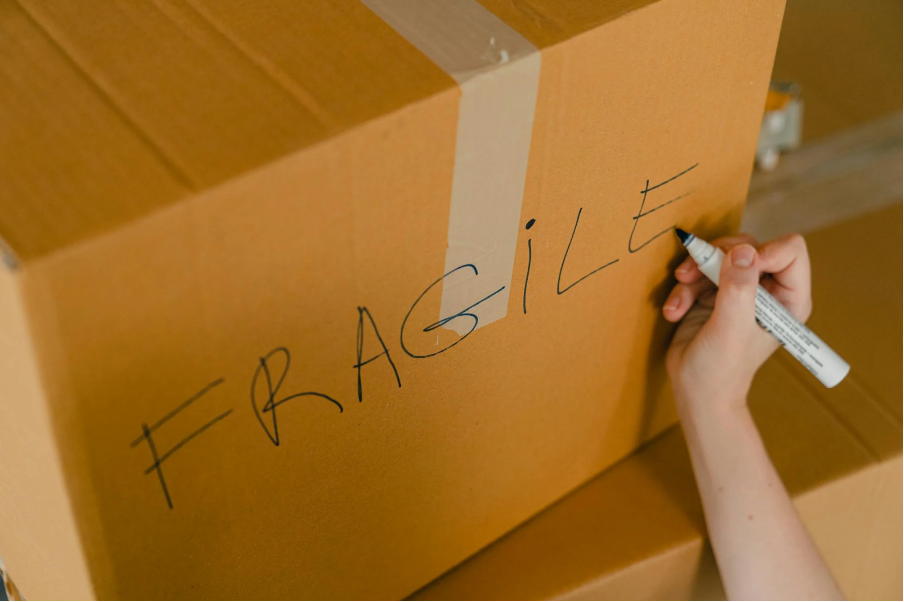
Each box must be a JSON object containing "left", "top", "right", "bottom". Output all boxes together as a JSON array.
[
  {"left": 0, "top": 0, "right": 784, "bottom": 598},
  {"left": 412, "top": 204, "right": 903, "bottom": 600}
]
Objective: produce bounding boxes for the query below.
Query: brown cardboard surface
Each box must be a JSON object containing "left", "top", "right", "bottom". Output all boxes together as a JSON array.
[
  {"left": 782, "top": 204, "right": 904, "bottom": 424},
  {"left": 412, "top": 205, "right": 903, "bottom": 601},
  {"left": 474, "top": 0, "right": 658, "bottom": 48},
  {"left": 411, "top": 427, "right": 706, "bottom": 600},
  {"left": 855, "top": 455, "right": 903, "bottom": 600},
  {"left": 413, "top": 362, "right": 902, "bottom": 600},
  {"left": 1, "top": 0, "right": 453, "bottom": 261},
  {"left": 0, "top": 270, "right": 93, "bottom": 600},
  {"left": 0, "top": 1, "right": 188, "bottom": 262},
  {"left": 0, "top": 0, "right": 783, "bottom": 598}
]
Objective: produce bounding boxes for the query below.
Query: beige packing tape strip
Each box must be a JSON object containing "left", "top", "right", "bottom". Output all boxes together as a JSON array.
[{"left": 361, "top": 0, "right": 540, "bottom": 335}]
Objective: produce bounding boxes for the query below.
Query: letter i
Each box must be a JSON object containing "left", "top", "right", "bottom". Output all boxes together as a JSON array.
[{"left": 523, "top": 218, "right": 535, "bottom": 314}]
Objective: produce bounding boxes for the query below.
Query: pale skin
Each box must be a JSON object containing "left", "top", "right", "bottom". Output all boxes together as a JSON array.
[{"left": 662, "top": 233, "right": 844, "bottom": 601}]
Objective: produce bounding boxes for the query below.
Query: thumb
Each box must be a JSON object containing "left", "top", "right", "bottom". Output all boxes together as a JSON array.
[{"left": 707, "top": 244, "right": 759, "bottom": 340}]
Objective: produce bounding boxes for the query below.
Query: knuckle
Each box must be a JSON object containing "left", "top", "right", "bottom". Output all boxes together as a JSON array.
[
  {"left": 740, "top": 232, "right": 760, "bottom": 246},
  {"left": 785, "top": 233, "right": 807, "bottom": 252},
  {"left": 788, "top": 294, "right": 813, "bottom": 321},
  {"left": 712, "top": 238, "right": 731, "bottom": 252},
  {"left": 721, "top": 279, "right": 755, "bottom": 296}
]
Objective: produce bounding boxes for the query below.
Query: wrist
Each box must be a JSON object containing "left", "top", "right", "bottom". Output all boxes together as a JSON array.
[
  {"left": 674, "top": 394, "right": 755, "bottom": 466},
  {"left": 673, "top": 387, "right": 750, "bottom": 423}
]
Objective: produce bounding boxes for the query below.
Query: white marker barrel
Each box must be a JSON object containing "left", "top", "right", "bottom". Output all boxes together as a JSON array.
[{"left": 683, "top": 234, "right": 850, "bottom": 388}]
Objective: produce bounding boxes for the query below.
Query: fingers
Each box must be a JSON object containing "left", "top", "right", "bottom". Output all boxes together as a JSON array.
[
  {"left": 761, "top": 274, "right": 812, "bottom": 322},
  {"left": 674, "top": 256, "right": 703, "bottom": 283},
  {"left": 706, "top": 244, "right": 760, "bottom": 339},
  {"left": 675, "top": 233, "right": 760, "bottom": 283},
  {"left": 668, "top": 233, "right": 759, "bottom": 323},
  {"left": 757, "top": 233, "right": 810, "bottom": 287},
  {"left": 662, "top": 278, "right": 715, "bottom": 322},
  {"left": 757, "top": 233, "right": 812, "bottom": 320}
]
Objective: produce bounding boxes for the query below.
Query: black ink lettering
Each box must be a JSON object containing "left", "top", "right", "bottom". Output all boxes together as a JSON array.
[
  {"left": 523, "top": 239, "right": 533, "bottom": 314},
  {"left": 130, "top": 378, "right": 231, "bottom": 509},
  {"left": 558, "top": 208, "right": 619, "bottom": 294},
  {"left": 354, "top": 306, "right": 401, "bottom": 402},
  {"left": 523, "top": 218, "right": 535, "bottom": 314},
  {"left": 251, "top": 347, "right": 343, "bottom": 447},
  {"left": 628, "top": 163, "right": 698, "bottom": 253},
  {"left": 400, "top": 264, "right": 504, "bottom": 359}
]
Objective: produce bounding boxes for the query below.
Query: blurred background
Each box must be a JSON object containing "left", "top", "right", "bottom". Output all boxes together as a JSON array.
[
  {"left": 741, "top": 0, "right": 900, "bottom": 240},
  {"left": 772, "top": 0, "right": 899, "bottom": 140}
]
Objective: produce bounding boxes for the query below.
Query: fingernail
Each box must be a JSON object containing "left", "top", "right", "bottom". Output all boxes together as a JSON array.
[
  {"left": 731, "top": 244, "right": 755, "bottom": 268},
  {"left": 663, "top": 295, "right": 679, "bottom": 311},
  {"left": 676, "top": 263, "right": 689, "bottom": 274}
]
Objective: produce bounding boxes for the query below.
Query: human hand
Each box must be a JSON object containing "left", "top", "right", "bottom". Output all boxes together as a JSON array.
[{"left": 662, "top": 233, "right": 813, "bottom": 409}]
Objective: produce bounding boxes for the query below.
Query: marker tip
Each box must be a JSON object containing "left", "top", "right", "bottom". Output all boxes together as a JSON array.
[{"left": 674, "top": 228, "right": 690, "bottom": 244}]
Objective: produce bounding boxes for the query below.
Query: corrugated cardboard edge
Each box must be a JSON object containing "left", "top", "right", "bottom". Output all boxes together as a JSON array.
[
  {"left": 0, "top": 268, "right": 95, "bottom": 599},
  {"left": 559, "top": 537, "right": 704, "bottom": 600},
  {"left": 361, "top": 0, "right": 540, "bottom": 335}
]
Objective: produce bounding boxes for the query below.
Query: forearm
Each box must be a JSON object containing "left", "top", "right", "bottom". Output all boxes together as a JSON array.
[{"left": 676, "top": 396, "right": 843, "bottom": 600}]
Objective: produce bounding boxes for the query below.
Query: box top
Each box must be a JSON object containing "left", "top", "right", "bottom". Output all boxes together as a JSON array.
[{"left": 0, "top": 0, "right": 658, "bottom": 264}]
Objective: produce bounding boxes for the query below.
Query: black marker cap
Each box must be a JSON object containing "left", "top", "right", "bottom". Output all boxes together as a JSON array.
[{"left": 674, "top": 228, "right": 690, "bottom": 244}]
